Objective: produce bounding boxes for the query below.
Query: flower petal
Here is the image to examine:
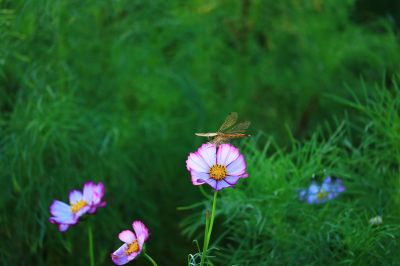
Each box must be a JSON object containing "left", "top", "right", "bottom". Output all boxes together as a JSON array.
[
  {"left": 58, "top": 224, "right": 70, "bottom": 232},
  {"left": 327, "top": 192, "right": 336, "bottom": 200},
  {"left": 334, "top": 179, "right": 345, "bottom": 193},
  {"left": 321, "top": 177, "right": 333, "bottom": 192},
  {"left": 321, "top": 182, "right": 331, "bottom": 192},
  {"left": 186, "top": 152, "right": 210, "bottom": 173},
  {"left": 69, "top": 190, "right": 83, "bottom": 204},
  {"left": 323, "top": 176, "right": 332, "bottom": 184},
  {"left": 127, "top": 252, "right": 140, "bottom": 262},
  {"left": 119, "top": 230, "right": 136, "bottom": 244},
  {"left": 85, "top": 182, "right": 106, "bottom": 213},
  {"left": 93, "top": 182, "right": 105, "bottom": 205},
  {"left": 49, "top": 200, "right": 71, "bottom": 216},
  {"left": 215, "top": 180, "right": 232, "bottom": 191},
  {"left": 223, "top": 175, "right": 241, "bottom": 185},
  {"left": 111, "top": 244, "right": 131, "bottom": 265},
  {"left": 308, "top": 182, "right": 319, "bottom": 194},
  {"left": 203, "top": 178, "right": 217, "bottom": 190},
  {"left": 190, "top": 171, "right": 209, "bottom": 185},
  {"left": 49, "top": 216, "right": 76, "bottom": 225},
  {"left": 307, "top": 194, "right": 317, "bottom": 204},
  {"left": 223, "top": 175, "right": 243, "bottom": 186},
  {"left": 196, "top": 143, "right": 216, "bottom": 167},
  {"left": 132, "top": 220, "right": 149, "bottom": 247},
  {"left": 226, "top": 155, "right": 247, "bottom": 176},
  {"left": 49, "top": 200, "right": 76, "bottom": 225},
  {"left": 83, "top": 182, "right": 95, "bottom": 203},
  {"left": 88, "top": 203, "right": 105, "bottom": 214},
  {"left": 74, "top": 205, "right": 90, "bottom": 218},
  {"left": 299, "top": 189, "right": 307, "bottom": 201},
  {"left": 217, "top": 144, "right": 240, "bottom": 166}
]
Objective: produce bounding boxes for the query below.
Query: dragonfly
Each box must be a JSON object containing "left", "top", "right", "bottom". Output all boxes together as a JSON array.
[{"left": 195, "top": 112, "right": 251, "bottom": 145}]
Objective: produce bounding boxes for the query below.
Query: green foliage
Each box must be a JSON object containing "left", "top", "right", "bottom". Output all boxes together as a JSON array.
[
  {"left": 183, "top": 83, "right": 400, "bottom": 265},
  {"left": 0, "top": 0, "right": 399, "bottom": 265}
]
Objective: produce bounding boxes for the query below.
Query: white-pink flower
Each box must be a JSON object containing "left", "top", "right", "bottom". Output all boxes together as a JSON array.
[
  {"left": 49, "top": 182, "right": 106, "bottom": 232},
  {"left": 111, "top": 221, "right": 149, "bottom": 265},
  {"left": 186, "top": 143, "right": 248, "bottom": 191}
]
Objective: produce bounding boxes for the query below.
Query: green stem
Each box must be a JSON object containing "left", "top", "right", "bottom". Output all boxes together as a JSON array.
[
  {"left": 200, "top": 191, "right": 218, "bottom": 266},
  {"left": 88, "top": 223, "right": 95, "bottom": 266},
  {"left": 144, "top": 252, "right": 158, "bottom": 266},
  {"left": 200, "top": 211, "right": 210, "bottom": 265}
]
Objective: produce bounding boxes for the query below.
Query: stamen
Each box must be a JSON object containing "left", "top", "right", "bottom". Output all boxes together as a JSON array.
[
  {"left": 316, "top": 190, "right": 328, "bottom": 200},
  {"left": 209, "top": 164, "right": 228, "bottom": 180},
  {"left": 125, "top": 240, "right": 139, "bottom": 255},
  {"left": 70, "top": 200, "right": 88, "bottom": 214}
]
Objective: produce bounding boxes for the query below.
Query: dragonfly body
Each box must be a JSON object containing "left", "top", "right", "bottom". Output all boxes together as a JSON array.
[
  {"left": 195, "top": 133, "right": 219, "bottom": 137},
  {"left": 195, "top": 133, "right": 249, "bottom": 138},
  {"left": 195, "top": 112, "right": 250, "bottom": 145}
]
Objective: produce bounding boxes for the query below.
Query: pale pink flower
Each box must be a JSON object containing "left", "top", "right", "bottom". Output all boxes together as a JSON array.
[
  {"left": 49, "top": 182, "right": 106, "bottom": 232},
  {"left": 111, "top": 221, "right": 149, "bottom": 265},
  {"left": 186, "top": 143, "right": 248, "bottom": 190}
]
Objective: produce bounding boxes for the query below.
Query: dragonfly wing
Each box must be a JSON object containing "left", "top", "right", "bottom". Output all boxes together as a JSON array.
[
  {"left": 225, "top": 121, "right": 251, "bottom": 134},
  {"left": 218, "top": 112, "right": 238, "bottom": 132},
  {"left": 211, "top": 136, "right": 230, "bottom": 145}
]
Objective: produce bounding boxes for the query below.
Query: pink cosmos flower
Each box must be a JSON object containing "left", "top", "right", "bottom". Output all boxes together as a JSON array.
[
  {"left": 49, "top": 182, "right": 106, "bottom": 232},
  {"left": 186, "top": 143, "right": 248, "bottom": 191},
  {"left": 111, "top": 221, "right": 149, "bottom": 265}
]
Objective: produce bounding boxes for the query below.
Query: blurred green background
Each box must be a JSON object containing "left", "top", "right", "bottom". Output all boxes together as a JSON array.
[{"left": 1, "top": 0, "right": 400, "bottom": 265}]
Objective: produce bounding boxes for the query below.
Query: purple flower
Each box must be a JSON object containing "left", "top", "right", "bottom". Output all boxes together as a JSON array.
[
  {"left": 49, "top": 182, "right": 106, "bottom": 232},
  {"left": 299, "top": 177, "right": 345, "bottom": 204},
  {"left": 111, "top": 220, "right": 149, "bottom": 265},
  {"left": 186, "top": 143, "right": 248, "bottom": 191}
]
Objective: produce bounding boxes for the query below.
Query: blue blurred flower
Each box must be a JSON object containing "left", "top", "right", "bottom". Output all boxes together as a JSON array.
[{"left": 299, "top": 177, "right": 345, "bottom": 204}]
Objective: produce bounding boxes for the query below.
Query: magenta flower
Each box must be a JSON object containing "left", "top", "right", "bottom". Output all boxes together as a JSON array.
[
  {"left": 49, "top": 181, "right": 106, "bottom": 232},
  {"left": 186, "top": 143, "right": 248, "bottom": 191},
  {"left": 111, "top": 221, "right": 149, "bottom": 265}
]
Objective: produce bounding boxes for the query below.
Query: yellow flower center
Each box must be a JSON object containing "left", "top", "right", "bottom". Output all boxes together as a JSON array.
[
  {"left": 316, "top": 190, "right": 328, "bottom": 200},
  {"left": 70, "top": 200, "right": 88, "bottom": 214},
  {"left": 125, "top": 240, "right": 139, "bottom": 255},
  {"left": 209, "top": 164, "right": 228, "bottom": 180}
]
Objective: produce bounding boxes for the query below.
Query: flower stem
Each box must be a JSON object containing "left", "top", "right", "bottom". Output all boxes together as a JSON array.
[
  {"left": 200, "top": 211, "right": 210, "bottom": 265},
  {"left": 87, "top": 223, "right": 95, "bottom": 266},
  {"left": 200, "top": 191, "right": 218, "bottom": 266},
  {"left": 144, "top": 252, "right": 158, "bottom": 266}
]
